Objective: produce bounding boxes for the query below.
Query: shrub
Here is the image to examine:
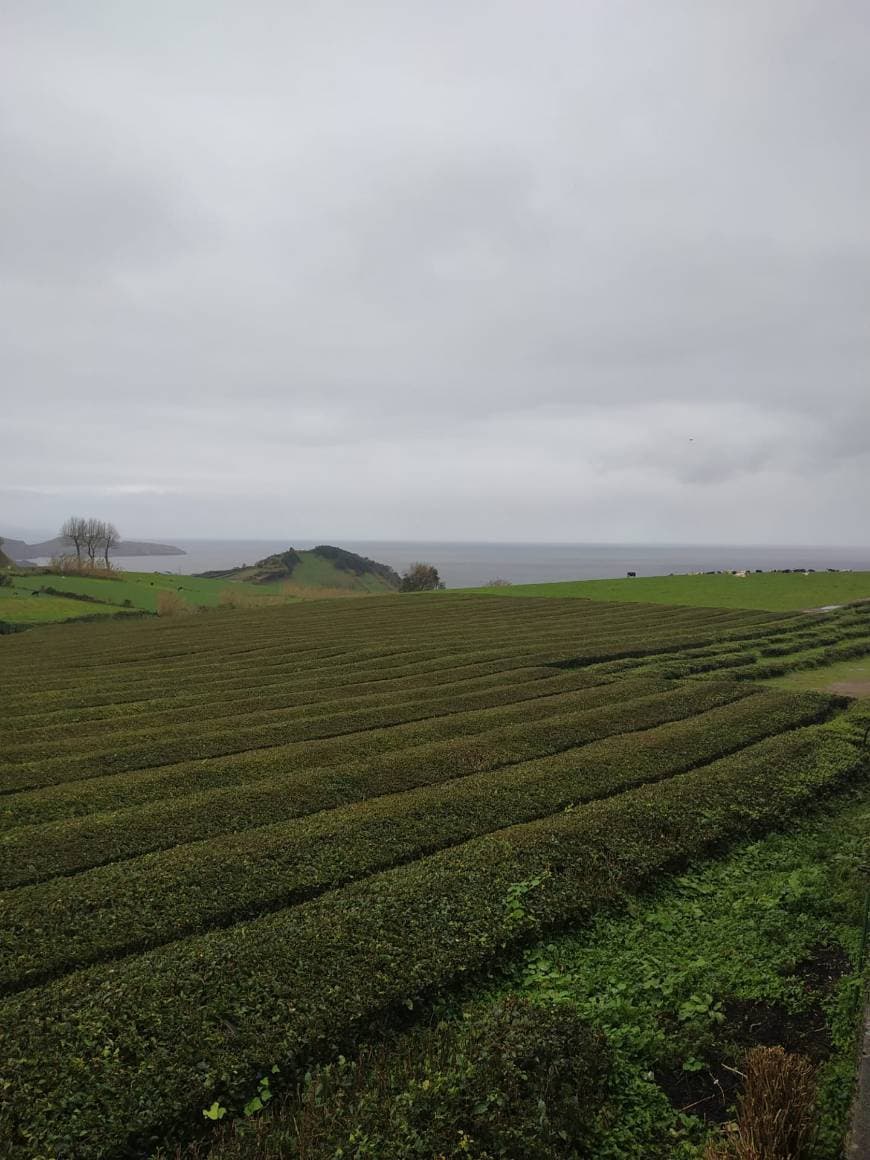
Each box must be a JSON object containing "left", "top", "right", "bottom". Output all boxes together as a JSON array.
[
  {"left": 0, "top": 726, "right": 860, "bottom": 1159},
  {"left": 400, "top": 562, "right": 445, "bottom": 591},
  {"left": 194, "top": 997, "right": 610, "bottom": 1159},
  {"left": 156, "top": 591, "right": 192, "bottom": 617}
]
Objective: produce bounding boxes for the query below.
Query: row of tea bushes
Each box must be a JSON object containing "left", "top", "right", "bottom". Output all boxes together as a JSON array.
[
  {"left": 0, "top": 681, "right": 750, "bottom": 885},
  {"left": 0, "top": 725, "right": 861, "bottom": 1159},
  {"left": 0, "top": 690, "right": 836, "bottom": 993}
]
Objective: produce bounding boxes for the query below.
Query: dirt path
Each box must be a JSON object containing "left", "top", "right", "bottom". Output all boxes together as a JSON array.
[{"left": 828, "top": 681, "right": 870, "bottom": 698}]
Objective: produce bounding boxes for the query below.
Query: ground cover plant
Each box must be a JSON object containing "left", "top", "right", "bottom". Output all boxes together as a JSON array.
[
  {"left": 0, "top": 594, "right": 868, "bottom": 1157},
  {"left": 187, "top": 786, "right": 870, "bottom": 1159}
]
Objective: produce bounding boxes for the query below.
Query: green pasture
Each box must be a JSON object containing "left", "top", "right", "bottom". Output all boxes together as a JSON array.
[
  {"left": 0, "top": 586, "right": 130, "bottom": 626},
  {"left": 470, "top": 569, "right": 870, "bottom": 611},
  {"left": 2, "top": 565, "right": 387, "bottom": 625},
  {"left": 7, "top": 570, "right": 246, "bottom": 616},
  {"left": 767, "top": 653, "right": 870, "bottom": 695}
]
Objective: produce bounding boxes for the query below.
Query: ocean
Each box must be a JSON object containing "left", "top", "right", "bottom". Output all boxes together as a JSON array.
[{"left": 89, "top": 540, "right": 870, "bottom": 589}]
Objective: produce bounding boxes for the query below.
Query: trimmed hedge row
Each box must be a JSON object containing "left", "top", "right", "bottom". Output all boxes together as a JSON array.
[
  {"left": 0, "top": 648, "right": 584, "bottom": 726},
  {"left": 0, "top": 725, "right": 862, "bottom": 1159},
  {"left": 15, "top": 603, "right": 808, "bottom": 741},
  {"left": 4, "top": 597, "right": 782, "bottom": 674},
  {"left": 729, "top": 634, "right": 870, "bottom": 681},
  {"left": 0, "top": 676, "right": 672, "bottom": 834},
  {"left": 0, "top": 604, "right": 795, "bottom": 710},
  {"left": 27, "top": 602, "right": 823, "bottom": 746},
  {"left": 1, "top": 663, "right": 600, "bottom": 762},
  {"left": 0, "top": 658, "right": 567, "bottom": 742},
  {"left": 0, "top": 608, "right": 799, "bottom": 715},
  {"left": 0, "top": 689, "right": 835, "bottom": 993},
  {"left": 0, "top": 680, "right": 748, "bottom": 884},
  {"left": 0, "top": 601, "right": 716, "bottom": 692},
  {"left": 1, "top": 668, "right": 621, "bottom": 793},
  {"left": 0, "top": 631, "right": 641, "bottom": 715}
]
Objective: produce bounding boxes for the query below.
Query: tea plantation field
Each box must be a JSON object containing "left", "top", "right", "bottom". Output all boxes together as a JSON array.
[{"left": 1, "top": 595, "right": 869, "bottom": 1158}]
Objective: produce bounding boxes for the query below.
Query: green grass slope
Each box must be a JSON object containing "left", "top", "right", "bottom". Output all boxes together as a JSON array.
[
  {"left": 6, "top": 570, "right": 232, "bottom": 615},
  {"left": 0, "top": 587, "right": 133, "bottom": 627},
  {"left": 201, "top": 545, "right": 400, "bottom": 592},
  {"left": 469, "top": 570, "right": 870, "bottom": 611}
]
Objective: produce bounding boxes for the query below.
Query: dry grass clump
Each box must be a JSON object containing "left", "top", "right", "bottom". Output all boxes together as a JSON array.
[
  {"left": 49, "top": 555, "right": 118, "bottom": 576},
  {"left": 279, "top": 583, "right": 371, "bottom": 600},
  {"left": 156, "top": 590, "right": 194, "bottom": 617},
  {"left": 703, "top": 1046, "right": 817, "bottom": 1160}
]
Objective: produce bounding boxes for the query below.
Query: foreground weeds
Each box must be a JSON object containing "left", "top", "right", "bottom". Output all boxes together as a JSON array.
[{"left": 176, "top": 788, "right": 869, "bottom": 1160}]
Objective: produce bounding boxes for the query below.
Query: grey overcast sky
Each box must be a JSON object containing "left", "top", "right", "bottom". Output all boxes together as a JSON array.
[{"left": 2, "top": 0, "right": 868, "bottom": 543}]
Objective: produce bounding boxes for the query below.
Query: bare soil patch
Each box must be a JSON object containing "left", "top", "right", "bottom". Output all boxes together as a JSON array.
[{"left": 828, "top": 680, "right": 870, "bottom": 698}]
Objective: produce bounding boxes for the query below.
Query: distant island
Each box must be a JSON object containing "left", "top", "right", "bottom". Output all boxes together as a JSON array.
[
  {"left": 198, "top": 544, "right": 401, "bottom": 592},
  {"left": 2, "top": 536, "right": 186, "bottom": 563}
]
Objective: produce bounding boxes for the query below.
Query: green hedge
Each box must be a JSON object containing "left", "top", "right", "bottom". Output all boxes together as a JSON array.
[
  {"left": 1, "top": 663, "right": 610, "bottom": 762},
  {"left": 0, "top": 660, "right": 568, "bottom": 745},
  {"left": 0, "top": 676, "right": 671, "bottom": 833},
  {"left": 0, "top": 726, "right": 862, "bottom": 1159},
  {"left": 1, "top": 668, "right": 621, "bottom": 792},
  {"left": 0, "top": 602, "right": 793, "bottom": 710},
  {"left": 0, "top": 689, "right": 834, "bottom": 993},
  {"left": 0, "top": 680, "right": 747, "bottom": 885}
]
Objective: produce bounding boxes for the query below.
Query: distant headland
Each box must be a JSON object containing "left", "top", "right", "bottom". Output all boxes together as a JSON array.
[{"left": 2, "top": 536, "right": 186, "bottom": 563}]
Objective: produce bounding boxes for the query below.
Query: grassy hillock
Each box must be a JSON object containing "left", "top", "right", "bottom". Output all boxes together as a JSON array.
[
  {"left": 199, "top": 544, "right": 401, "bottom": 592},
  {"left": 1, "top": 595, "right": 869, "bottom": 1157},
  {"left": 470, "top": 569, "right": 870, "bottom": 611}
]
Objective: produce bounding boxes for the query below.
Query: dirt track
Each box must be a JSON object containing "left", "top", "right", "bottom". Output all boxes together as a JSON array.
[{"left": 828, "top": 681, "right": 870, "bottom": 698}]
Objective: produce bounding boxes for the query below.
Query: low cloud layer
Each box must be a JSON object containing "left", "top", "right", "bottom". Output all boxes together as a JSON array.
[{"left": 2, "top": 1, "right": 868, "bottom": 543}]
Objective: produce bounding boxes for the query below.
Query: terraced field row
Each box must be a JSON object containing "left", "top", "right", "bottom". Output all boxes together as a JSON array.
[{"left": 1, "top": 594, "right": 868, "bottom": 1158}]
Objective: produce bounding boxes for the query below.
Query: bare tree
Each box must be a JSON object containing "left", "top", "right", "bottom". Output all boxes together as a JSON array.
[
  {"left": 60, "top": 516, "right": 87, "bottom": 560},
  {"left": 102, "top": 522, "right": 120, "bottom": 568},
  {"left": 83, "top": 518, "right": 103, "bottom": 566}
]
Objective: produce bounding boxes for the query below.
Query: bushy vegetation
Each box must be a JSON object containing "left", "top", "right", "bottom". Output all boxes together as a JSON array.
[
  {"left": 183, "top": 786, "right": 870, "bottom": 1160},
  {"left": 0, "top": 595, "right": 867, "bottom": 1157},
  {"left": 185, "top": 997, "right": 612, "bottom": 1159},
  {"left": 400, "top": 561, "right": 445, "bottom": 591}
]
